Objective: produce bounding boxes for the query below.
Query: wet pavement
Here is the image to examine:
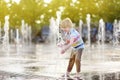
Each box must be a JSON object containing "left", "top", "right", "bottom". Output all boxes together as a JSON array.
[{"left": 0, "top": 43, "right": 120, "bottom": 80}]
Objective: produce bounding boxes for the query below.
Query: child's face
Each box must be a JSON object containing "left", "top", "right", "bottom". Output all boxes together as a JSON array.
[{"left": 61, "top": 27, "right": 70, "bottom": 33}]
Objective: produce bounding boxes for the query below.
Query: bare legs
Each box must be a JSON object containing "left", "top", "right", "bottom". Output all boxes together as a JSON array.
[{"left": 66, "top": 49, "right": 83, "bottom": 76}]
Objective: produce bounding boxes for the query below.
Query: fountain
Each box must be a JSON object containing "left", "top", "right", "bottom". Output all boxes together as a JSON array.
[
  {"left": 2, "top": 15, "right": 10, "bottom": 51},
  {"left": 0, "top": 16, "right": 35, "bottom": 54},
  {"left": 0, "top": 22, "right": 1, "bottom": 39},
  {"left": 20, "top": 20, "right": 32, "bottom": 46},
  {"left": 86, "top": 14, "right": 91, "bottom": 46},
  {"left": 113, "top": 20, "right": 120, "bottom": 45},
  {"left": 98, "top": 18, "right": 105, "bottom": 45},
  {"left": 21, "top": 20, "right": 26, "bottom": 45},
  {"left": 15, "top": 29, "right": 20, "bottom": 44},
  {"left": 79, "top": 19, "right": 83, "bottom": 37},
  {"left": 113, "top": 19, "right": 119, "bottom": 45},
  {"left": 49, "top": 17, "right": 57, "bottom": 44},
  {"left": 28, "top": 26, "right": 32, "bottom": 45},
  {"left": 0, "top": 15, "right": 120, "bottom": 80},
  {"left": 10, "top": 29, "right": 14, "bottom": 43},
  {"left": 56, "top": 11, "right": 62, "bottom": 43},
  {"left": 15, "top": 29, "right": 20, "bottom": 53},
  {"left": 49, "top": 11, "right": 62, "bottom": 44}
]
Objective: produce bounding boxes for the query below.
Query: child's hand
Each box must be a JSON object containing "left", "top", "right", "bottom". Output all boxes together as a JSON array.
[
  {"left": 61, "top": 48, "right": 66, "bottom": 54},
  {"left": 57, "top": 43, "right": 63, "bottom": 47}
]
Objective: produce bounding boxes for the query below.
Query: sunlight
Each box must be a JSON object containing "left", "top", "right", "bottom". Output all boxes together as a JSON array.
[
  {"left": 4, "top": 0, "right": 10, "bottom": 3},
  {"left": 44, "top": 0, "right": 52, "bottom": 4},
  {"left": 4, "top": 0, "right": 20, "bottom": 4},
  {"left": 13, "top": 0, "right": 20, "bottom": 4},
  {"left": 72, "top": 0, "right": 77, "bottom": 3}
]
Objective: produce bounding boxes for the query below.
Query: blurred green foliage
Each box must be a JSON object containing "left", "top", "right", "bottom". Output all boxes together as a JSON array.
[{"left": 0, "top": 0, "right": 120, "bottom": 34}]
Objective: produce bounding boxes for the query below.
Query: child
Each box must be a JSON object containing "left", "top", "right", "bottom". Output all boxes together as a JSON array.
[{"left": 58, "top": 18, "right": 84, "bottom": 79}]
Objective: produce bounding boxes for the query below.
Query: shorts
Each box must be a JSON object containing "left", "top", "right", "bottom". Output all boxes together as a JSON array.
[{"left": 70, "top": 48, "right": 84, "bottom": 60}]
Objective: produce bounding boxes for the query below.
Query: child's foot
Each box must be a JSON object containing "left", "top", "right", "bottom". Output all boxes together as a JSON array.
[
  {"left": 61, "top": 74, "right": 72, "bottom": 79},
  {"left": 61, "top": 74, "right": 70, "bottom": 77},
  {"left": 74, "top": 77, "right": 82, "bottom": 80},
  {"left": 74, "top": 75, "right": 82, "bottom": 80}
]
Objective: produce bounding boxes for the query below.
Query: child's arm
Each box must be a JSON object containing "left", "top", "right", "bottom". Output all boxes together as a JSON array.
[
  {"left": 57, "top": 39, "right": 69, "bottom": 47},
  {"left": 61, "top": 35, "right": 80, "bottom": 54},
  {"left": 61, "top": 38, "right": 75, "bottom": 54}
]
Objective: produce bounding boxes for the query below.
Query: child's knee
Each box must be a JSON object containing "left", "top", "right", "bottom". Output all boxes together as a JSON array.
[
  {"left": 75, "top": 58, "right": 81, "bottom": 63},
  {"left": 75, "top": 55, "right": 81, "bottom": 61}
]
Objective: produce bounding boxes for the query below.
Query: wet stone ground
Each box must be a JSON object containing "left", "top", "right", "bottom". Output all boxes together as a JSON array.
[
  {"left": 0, "top": 71, "right": 56, "bottom": 80},
  {"left": 0, "top": 44, "right": 120, "bottom": 80},
  {"left": 82, "top": 72, "right": 120, "bottom": 80},
  {"left": 1, "top": 71, "right": 120, "bottom": 80}
]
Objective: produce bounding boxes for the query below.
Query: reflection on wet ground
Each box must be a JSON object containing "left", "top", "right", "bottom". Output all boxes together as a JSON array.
[{"left": 0, "top": 43, "right": 120, "bottom": 80}]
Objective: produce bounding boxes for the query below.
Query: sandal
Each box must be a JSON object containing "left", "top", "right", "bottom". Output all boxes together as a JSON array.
[
  {"left": 61, "top": 74, "right": 70, "bottom": 77},
  {"left": 74, "top": 76, "right": 82, "bottom": 80}
]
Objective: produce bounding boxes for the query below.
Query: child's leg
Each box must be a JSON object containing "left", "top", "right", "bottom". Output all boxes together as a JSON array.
[
  {"left": 66, "top": 52, "right": 75, "bottom": 75},
  {"left": 75, "top": 49, "right": 83, "bottom": 76}
]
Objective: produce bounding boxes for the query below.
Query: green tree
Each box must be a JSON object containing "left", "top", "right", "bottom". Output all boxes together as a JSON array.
[
  {"left": 0, "top": 0, "right": 9, "bottom": 27},
  {"left": 0, "top": 0, "right": 120, "bottom": 35}
]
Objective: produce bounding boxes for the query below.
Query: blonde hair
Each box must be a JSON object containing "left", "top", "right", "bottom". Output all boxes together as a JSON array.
[{"left": 60, "top": 18, "right": 73, "bottom": 28}]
